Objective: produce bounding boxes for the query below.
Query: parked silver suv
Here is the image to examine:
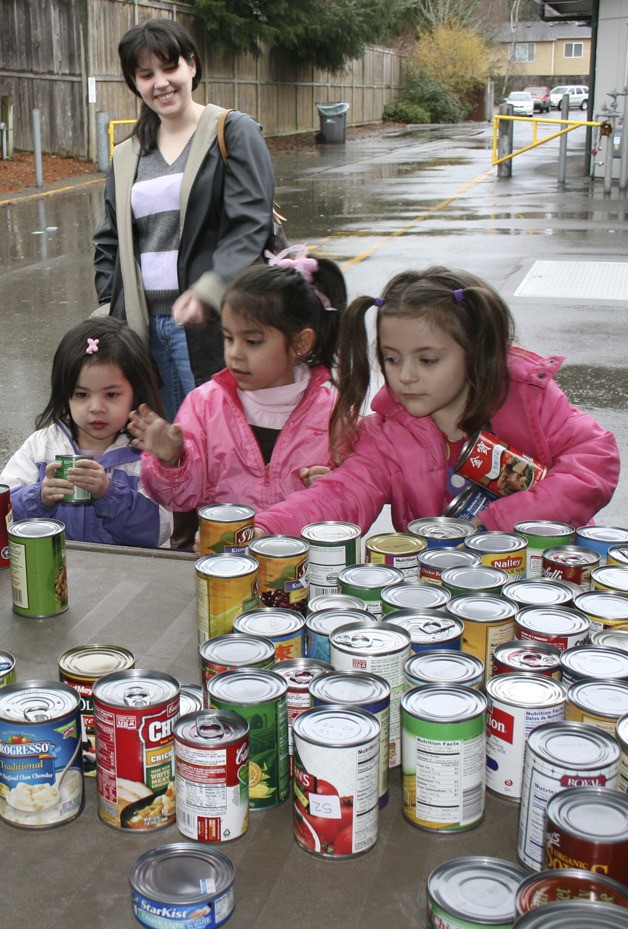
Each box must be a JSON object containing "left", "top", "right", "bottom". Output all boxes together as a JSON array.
[{"left": 549, "top": 85, "right": 589, "bottom": 110}]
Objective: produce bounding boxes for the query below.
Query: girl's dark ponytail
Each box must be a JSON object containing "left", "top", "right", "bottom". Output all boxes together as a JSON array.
[
  {"left": 329, "top": 295, "right": 375, "bottom": 463},
  {"left": 309, "top": 258, "right": 347, "bottom": 371}
]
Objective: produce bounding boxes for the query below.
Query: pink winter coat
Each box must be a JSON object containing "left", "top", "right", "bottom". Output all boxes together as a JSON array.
[
  {"left": 141, "top": 365, "right": 336, "bottom": 512},
  {"left": 256, "top": 348, "right": 620, "bottom": 536}
]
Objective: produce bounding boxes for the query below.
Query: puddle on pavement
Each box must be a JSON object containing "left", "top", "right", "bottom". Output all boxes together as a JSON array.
[{"left": 556, "top": 364, "right": 628, "bottom": 408}]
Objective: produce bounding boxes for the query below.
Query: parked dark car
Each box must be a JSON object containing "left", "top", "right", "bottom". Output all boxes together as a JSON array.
[{"left": 523, "top": 86, "right": 551, "bottom": 113}]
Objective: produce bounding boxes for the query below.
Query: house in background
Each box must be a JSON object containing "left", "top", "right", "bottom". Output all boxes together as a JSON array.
[{"left": 489, "top": 20, "right": 592, "bottom": 91}]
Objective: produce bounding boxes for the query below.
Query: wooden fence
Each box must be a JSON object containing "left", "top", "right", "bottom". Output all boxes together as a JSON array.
[{"left": 0, "top": 0, "right": 404, "bottom": 160}]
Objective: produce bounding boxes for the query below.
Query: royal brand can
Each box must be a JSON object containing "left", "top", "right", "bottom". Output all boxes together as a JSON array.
[
  {"left": 54, "top": 454, "right": 94, "bottom": 503},
  {"left": 515, "top": 606, "right": 591, "bottom": 651},
  {"left": 8, "top": 518, "right": 68, "bottom": 617},
  {"left": 272, "top": 657, "right": 332, "bottom": 774},
  {"left": 248, "top": 535, "right": 309, "bottom": 615},
  {"left": 309, "top": 670, "right": 390, "bottom": 807},
  {"left": 448, "top": 593, "right": 518, "bottom": 681},
  {"left": 443, "top": 484, "right": 498, "bottom": 521},
  {"left": 0, "top": 483, "right": 13, "bottom": 568},
  {"left": 364, "top": 532, "right": 426, "bottom": 580},
  {"left": 441, "top": 565, "right": 510, "bottom": 597},
  {"left": 512, "top": 901, "right": 628, "bottom": 928},
  {"left": 305, "top": 608, "right": 375, "bottom": 663},
  {"left": 179, "top": 683, "right": 204, "bottom": 716},
  {"left": 560, "top": 646, "right": 628, "bottom": 687},
  {"left": 401, "top": 685, "right": 486, "bottom": 831},
  {"left": 514, "top": 520, "right": 575, "bottom": 579},
  {"left": 195, "top": 553, "right": 259, "bottom": 645},
  {"left": 591, "top": 565, "right": 628, "bottom": 595},
  {"left": 407, "top": 516, "right": 476, "bottom": 549},
  {"left": 130, "top": 843, "right": 235, "bottom": 929},
  {"left": 427, "top": 857, "right": 528, "bottom": 929},
  {"left": 0, "top": 680, "right": 83, "bottom": 828},
  {"left": 301, "top": 521, "right": 361, "bottom": 599},
  {"left": 233, "top": 607, "right": 305, "bottom": 661},
  {"left": 418, "top": 547, "right": 482, "bottom": 584},
  {"left": 292, "top": 706, "right": 380, "bottom": 858},
  {"left": 93, "top": 669, "right": 179, "bottom": 830},
  {"left": 58, "top": 644, "right": 135, "bottom": 777},
  {"left": 198, "top": 503, "right": 255, "bottom": 555},
  {"left": 384, "top": 609, "right": 464, "bottom": 653},
  {"left": 542, "top": 546, "right": 600, "bottom": 591},
  {"left": 492, "top": 640, "right": 562, "bottom": 680},
  {"left": 485, "top": 673, "right": 567, "bottom": 800},
  {"left": 464, "top": 532, "right": 527, "bottom": 580},
  {"left": 576, "top": 526, "right": 628, "bottom": 566},
  {"left": 199, "top": 633, "right": 275, "bottom": 705},
  {"left": 380, "top": 581, "right": 451, "bottom": 614},
  {"left": 608, "top": 545, "right": 628, "bottom": 568},
  {"left": 544, "top": 786, "right": 628, "bottom": 882},
  {"left": 574, "top": 590, "right": 628, "bottom": 632},
  {"left": 515, "top": 867, "right": 628, "bottom": 916},
  {"left": 337, "top": 564, "right": 404, "bottom": 617},
  {"left": 307, "top": 593, "right": 366, "bottom": 613},
  {"left": 617, "top": 713, "right": 628, "bottom": 792},
  {"left": 330, "top": 622, "right": 411, "bottom": 767},
  {"left": 404, "top": 650, "right": 485, "bottom": 690},
  {"left": 502, "top": 578, "right": 574, "bottom": 609},
  {"left": 591, "top": 628, "right": 628, "bottom": 652},
  {"left": 517, "top": 721, "right": 620, "bottom": 871},
  {"left": 456, "top": 429, "right": 547, "bottom": 497},
  {"left": 0, "top": 650, "right": 16, "bottom": 688},
  {"left": 566, "top": 679, "right": 628, "bottom": 734},
  {"left": 174, "top": 710, "right": 249, "bottom": 843},
  {"left": 206, "top": 669, "right": 289, "bottom": 810}
]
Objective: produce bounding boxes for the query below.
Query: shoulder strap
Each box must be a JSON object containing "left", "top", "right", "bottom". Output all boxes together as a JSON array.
[{"left": 217, "top": 109, "right": 234, "bottom": 164}]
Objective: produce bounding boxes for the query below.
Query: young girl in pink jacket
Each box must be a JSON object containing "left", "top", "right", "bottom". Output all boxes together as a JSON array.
[
  {"left": 254, "top": 266, "right": 619, "bottom": 537},
  {"left": 129, "top": 249, "right": 346, "bottom": 514}
]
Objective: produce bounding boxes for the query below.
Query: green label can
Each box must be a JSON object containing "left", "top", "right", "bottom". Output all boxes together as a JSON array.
[
  {"left": 8, "top": 518, "right": 68, "bottom": 617},
  {"left": 301, "top": 521, "right": 361, "bottom": 599},
  {"left": 514, "top": 520, "right": 575, "bottom": 578},
  {"left": 427, "top": 856, "right": 527, "bottom": 929},
  {"left": 0, "top": 651, "right": 16, "bottom": 688},
  {"left": 54, "top": 455, "right": 93, "bottom": 503}
]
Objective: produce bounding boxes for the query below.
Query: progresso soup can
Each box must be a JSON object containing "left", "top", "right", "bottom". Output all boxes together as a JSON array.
[
  {"left": 248, "top": 536, "right": 309, "bottom": 615},
  {"left": 364, "top": 532, "right": 426, "bottom": 580},
  {"left": 233, "top": 607, "right": 305, "bottom": 661},
  {"left": 301, "top": 521, "right": 361, "bottom": 600},
  {"left": 427, "top": 857, "right": 527, "bottom": 929},
  {"left": 337, "top": 564, "right": 404, "bottom": 617},
  {"left": 514, "top": 520, "right": 575, "bottom": 579},
  {"left": 407, "top": 516, "right": 476, "bottom": 549},
  {"left": 198, "top": 503, "right": 255, "bottom": 555},
  {"left": 195, "top": 554, "right": 259, "bottom": 645},
  {"left": 8, "top": 517, "right": 68, "bottom": 617}
]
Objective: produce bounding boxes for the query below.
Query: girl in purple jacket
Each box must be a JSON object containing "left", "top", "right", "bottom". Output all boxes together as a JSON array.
[
  {"left": 254, "top": 266, "right": 619, "bottom": 537},
  {"left": 1, "top": 318, "right": 172, "bottom": 546}
]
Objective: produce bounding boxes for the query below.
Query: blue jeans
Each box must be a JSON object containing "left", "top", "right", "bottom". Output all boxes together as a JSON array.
[{"left": 149, "top": 315, "right": 196, "bottom": 422}]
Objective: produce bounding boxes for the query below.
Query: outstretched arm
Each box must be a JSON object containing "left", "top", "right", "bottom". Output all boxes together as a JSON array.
[{"left": 128, "top": 404, "right": 184, "bottom": 466}]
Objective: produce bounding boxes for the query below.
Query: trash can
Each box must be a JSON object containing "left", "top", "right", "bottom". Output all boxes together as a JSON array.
[{"left": 315, "top": 102, "right": 350, "bottom": 143}]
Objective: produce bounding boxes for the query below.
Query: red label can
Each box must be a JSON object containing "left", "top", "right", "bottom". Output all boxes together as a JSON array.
[
  {"left": 0, "top": 484, "right": 12, "bottom": 568},
  {"left": 542, "top": 545, "right": 600, "bottom": 591},
  {"left": 456, "top": 429, "right": 547, "bottom": 498}
]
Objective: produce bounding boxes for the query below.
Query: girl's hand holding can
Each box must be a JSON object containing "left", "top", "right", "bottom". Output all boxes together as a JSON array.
[
  {"left": 42, "top": 461, "right": 72, "bottom": 507},
  {"left": 67, "top": 458, "right": 109, "bottom": 500},
  {"left": 128, "top": 404, "right": 184, "bottom": 467}
]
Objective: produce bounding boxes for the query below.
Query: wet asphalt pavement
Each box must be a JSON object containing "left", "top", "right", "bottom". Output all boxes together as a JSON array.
[{"left": 1, "top": 119, "right": 627, "bottom": 525}]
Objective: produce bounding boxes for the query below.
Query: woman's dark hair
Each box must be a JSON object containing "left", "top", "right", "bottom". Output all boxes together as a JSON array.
[
  {"left": 222, "top": 257, "right": 347, "bottom": 372},
  {"left": 330, "top": 266, "right": 515, "bottom": 461},
  {"left": 36, "top": 317, "right": 164, "bottom": 437},
  {"left": 118, "top": 18, "right": 202, "bottom": 153}
]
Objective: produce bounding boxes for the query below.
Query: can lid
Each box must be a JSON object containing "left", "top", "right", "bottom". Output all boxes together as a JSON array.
[
  {"left": 92, "top": 669, "right": 179, "bottom": 707},
  {"left": 608, "top": 545, "right": 628, "bottom": 565},
  {"left": 293, "top": 705, "right": 380, "bottom": 746},
  {"left": 502, "top": 578, "right": 574, "bottom": 607},
  {"left": 486, "top": 672, "right": 566, "bottom": 707},
  {"left": 407, "top": 517, "right": 475, "bottom": 540},
  {"left": 206, "top": 668, "right": 287, "bottom": 705},
  {"left": 383, "top": 609, "right": 463, "bottom": 644},
  {"left": 591, "top": 566, "right": 628, "bottom": 593},
  {"left": 493, "top": 640, "right": 561, "bottom": 673},
  {"left": 58, "top": 644, "right": 135, "bottom": 680},
  {"left": 404, "top": 651, "right": 484, "bottom": 685},
  {"left": 307, "top": 594, "right": 366, "bottom": 612},
  {"left": 418, "top": 548, "right": 481, "bottom": 569},
  {"left": 448, "top": 593, "right": 518, "bottom": 622},
  {"left": 178, "top": 684, "right": 204, "bottom": 716},
  {"left": 199, "top": 633, "right": 275, "bottom": 667},
  {"left": 0, "top": 651, "right": 15, "bottom": 673},
  {"left": 271, "top": 658, "right": 333, "bottom": 688},
  {"left": 365, "top": 532, "right": 426, "bottom": 555},
  {"left": 511, "top": 900, "right": 628, "bottom": 928},
  {"left": 441, "top": 565, "right": 509, "bottom": 590},
  {"left": 301, "top": 521, "right": 361, "bottom": 542},
  {"left": 401, "top": 683, "right": 486, "bottom": 720},
  {"left": 198, "top": 503, "right": 255, "bottom": 522},
  {"left": 129, "top": 843, "right": 235, "bottom": 904},
  {"left": 546, "top": 786, "right": 628, "bottom": 841},
  {"left": 330, "top": 622, "right": 411, "bottom": 654},
  {"left": 464, "top": 531, "right": 526, "bottom": 553},
  {"left": 0, "top": 680, "right": 79, "bottom": 721},
  {"left": 590, "top": 628, "right": 628, "bottom": 651},
  {"left": 175, "top": 709, "right": 249, "bottom": 745},
  {"left": 338, "top": 563, "right": 404, "bottom": 589},
  {"left": 568, "top": 679, "right": 628, "bottom": 717},
  {"left": 574, "top": 590, "right": 628, "bottom": 619},
  {"left": 514, "top": 520, "right": 575, "bottom": 537},
  {"left": 528, "top": 720, "right": 620, "bottom": 767},
  {"left": 427, "top": 856, "right": 527, "bottom": 924},
  {"left": 248, "top": 535, "right": 309, "bottom": 558},
  {"left": 309, "top": 670, "right": 390, "bottom": 705},
  {"left": 9, "top": 518, "right": 65, "bottom": 539},
  {"left": 306, "top": 609, "right": 375, "bottom": 637},
  {"left": 233, "top": 607, "right": 304, "bottom": 637},
  {"left": 381, "top": 582, "right": 451, "bottom": 610},
  {"left": 561, "top": 646, "right": 628, "bottom": 680},
  {"left": 195, "top": 553, "right": 258, "bottom": 578},
  {"left": 516, "top": 868, "right": 628, "bottom": 916},
  {"left": 577, "top": 526, "right": 628, "bottom": 544},
  {"left": 516, "top": 606, "right": 591, "bottom": 635}
]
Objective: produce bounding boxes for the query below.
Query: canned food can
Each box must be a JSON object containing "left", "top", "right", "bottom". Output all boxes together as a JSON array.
[
  {"left": 448, "top": 593, "right": 518, "bottom": 681},
  {"left": 517, "top": 721, "right": 620, "bottom": 871},
  {"left": 179, "top": 683, "right": 204, "bottom": 717},
  {"left": 574, "top": 590, "right": 628, "bottom": 632},
  {"left": 565, "top": 679, "right": 628, "bottom": 734},
  {"left": 206, "top": 669, "right": 289, "bottom": 810},
  {"left": 512, "top": 900, "right": 628, "bottom": 928},
  {"left": 515, "top": 867, "right": 628, "bottom": 916},
  {"left": 591, "top": 565, "right": 628, "bottom": 595},
  {"left": 195, "top": 553, "right": 259, "bottom": 645},
  {"left": 404, "top": 650, "right": 484, "bottom": 690},
  {"left": 560, "top": 645, "right": 628, "bottom": 687},
  {"left": 514, "top": 520, "right": 575, "bottom": 579},
  {"left": 54, "top": 454, "right": 94, "bottom": 503},
  {"left": 485, "top": 673, "right": 567, "bottom": 800},
  {"left": 544, "top": 786, "right": 628, "bottom": 882},
  {"left": 305, "top": 607, "right": 375, "bottom": 663},
  {"left": 330, "top": 622, "right": 411, "bottom": 767},
  {"left": 309, "top": 670, "right": 390, "bottom": 807},
  {"left": 307, "top": 593, "right": 366, "bottom": 613},
  {"left": 591, "top": 628, "right": 628, "bottom": 652},
  {"left": 542, "top": 545, "right": 599, "bottom": 591},
  {"left": 418, "top": 547, "right": 481, "bottom": 585},
  {"left": 292, "top": 705, "right": 380, "bottom": 858},
  {"left": 364, "top": 532, "right": 426, "bottom": 580},
  {"left": 58, "top": 644, "right": 135, "bottom": 777},
  {"left": 617, "top": 713, "right": 628, "bottom": 792},
  {"left": 502, "top": 578, "right": 574, "bottom": 609},
  {"left": 401, "top": 685, "right": 487, "bottom": 831},
  {"left": 441, "top": 565, "right": 509, "bottom": 597},
  {"left": 515, "top": 606, "right": 591, "bottom": 651},
  {"left": 199, "top": 633, "right": 275, "bottom": 704},
  {"left": 301, "top": 521, "right": 361, "bottom": 599},
  {"left": 129, "top": 843, "right": 235, "bottom": 929},
  {"left": 248, "top": 535, "right": 309, "bottom": 615},
  {"left": 383, "top": 609, "right": 463, "bottom": 653},
  {"left": 463, "top": 532, "right": 527, "bottom": 580},
  {"left": 0, "top": 483, "right": 13, "bottom": 568},
  {"left": 0, "top": 650, "right": 16, "bottom": 688},
  {"left": 492, "top": 640, "right": 562, "bottom": 680},
  {"left": 8, "top": 518, "right": 68, "bottom": 617},
  {"left": 0, "top": 680, "right": 83, "bottom": 828},
  {"left": 174, "top": 710, "right": 249, "bottom": 843},
  {"left": 456, "top": 429, "right": 547, "bottom": 497},
  {"left": 272, "top": 657, "right": 332, "bottom": 774},
  {"left": 576, "top": 526, "right": 628, "bottom": 566},
  {"left": 443, "top": 484, "right": 498, "bottom": 520},
  {"left": 233, "top": 606, "right": 305, "bottom": 661},
  {"left": 93, "top": 669, "right": 179, "bottom": 830},
  {"left": 608, "top": 545, "right": 628, "bottom": 568},
  {"left": 337, "top": 564, "right": 404, "bottom": 617},
  {"left": 198, "top": 503, "right": 255, "bottom": 555},
  {"left": 381, "top": 581, "right": 451, "bottom": 614},
  {"left": 427, "top": 857, "right": 527, "bottom": 929},
  {"left": 407, "top": 516, "right": 476, "bottom": 549}
]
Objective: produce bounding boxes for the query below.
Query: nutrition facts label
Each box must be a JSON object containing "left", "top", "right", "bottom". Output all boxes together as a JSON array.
[{"left": 414, "top": 734, "right": 485, "bottom": 828}]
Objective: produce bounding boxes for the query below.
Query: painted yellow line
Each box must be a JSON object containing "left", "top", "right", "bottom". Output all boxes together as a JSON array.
[
  {"left": 0, "top": 176, "right": 104, "bottom": 207},
  {"left": 340, "top": 165, "right": 497, "bottom": 270}
]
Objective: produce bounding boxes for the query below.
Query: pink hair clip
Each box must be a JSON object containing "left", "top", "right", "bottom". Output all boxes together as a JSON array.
[
  {"left": 86, "top": 338, "right": 100, "bottom": 354},
  {"left": 265, "top": 244, "right": 319, "bottom": 282}
]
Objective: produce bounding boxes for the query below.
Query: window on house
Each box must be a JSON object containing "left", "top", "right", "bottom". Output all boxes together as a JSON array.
[
  {"left": 511, "top": 43, "right": 536, "bottom": 62},
  {"left": 564, "top": 42, "right": 583, "bottom": 58}
]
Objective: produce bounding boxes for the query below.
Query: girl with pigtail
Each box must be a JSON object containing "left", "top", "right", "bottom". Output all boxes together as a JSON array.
[{"left": 254, "top": 265, "right": 619, "bottom": 537}]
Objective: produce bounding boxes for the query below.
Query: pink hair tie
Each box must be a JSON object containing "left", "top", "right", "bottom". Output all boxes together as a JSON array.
[
  {"left": 86, "top": 338, "right": 99, "bottom": 354},
  {"left": 265, "top": 244, "right": 336, "bottom": 311}
]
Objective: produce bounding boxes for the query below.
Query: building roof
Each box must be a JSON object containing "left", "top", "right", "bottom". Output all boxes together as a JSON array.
[{"left": 489, "top": 20, "right": 592, "bottom": 43}]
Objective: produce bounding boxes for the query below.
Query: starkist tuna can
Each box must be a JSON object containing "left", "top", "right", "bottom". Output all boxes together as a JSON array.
[
  {"left": 364, "top": 532, "right": 426, "bottom": 579},
  {"left": 418, "top": 547, "right": 482, "bottom": 584},
  {"left": 8, "top": 518, "right": 68, "bottom": 617},
  {"left": 514, "top": 520, "right": 575, "bottom": 579},
  {"left": 248, "top": 535, "right": 309, "bottom": 615},
  {"left": 380, "top": 581, "right": 451, "bottom": 614},
  {"left": 337, "top": 564, "right": 404, "bottom": 617},
  {"left": 427, "top": 857, "right": 527, "bottom": 929},
  {"left": 407, "top": 516, "right": 476, "bottom": 549},
  {"left": 233, "top": 607, "right": 305, "bottom": 660},
  {"left": 383, "top": 609, "right": 463, "bottom": 653},
  {"left": 456, "top": 429, "right": 547, "bottom": 497},
  {"left": 301, "top": 521, "right": 361, "bottom": 600},
  {"left": 198, "top": 503, "right": 255, "bottom": 555},
  {"left": 305, "top": 608, "right": 376, "bottom": 663},
  {"left": 195, "top": 554, "right": 259, "bottom": 645}
]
